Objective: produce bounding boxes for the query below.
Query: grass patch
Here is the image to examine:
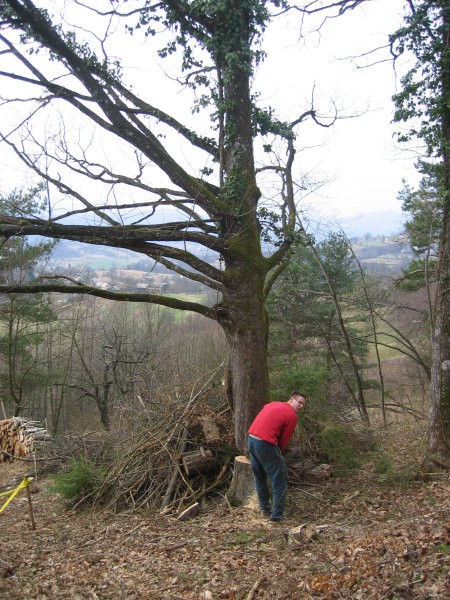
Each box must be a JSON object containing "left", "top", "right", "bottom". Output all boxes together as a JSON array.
[
  {"left": 156, "top": 293, "right": 211, "bottom": 321},
  {"left": 373, "top": 450, "right": 393, "bottom": 476},
  {"left": 166, "top": 293, "right": 209, "bottom": 303},
  {"left": 377, "top": 461, "right": 420, "bottom": 486},
  {"left": 431, "top": 544, "right": 449, "bottom": 554},
  {"left": 230, "top": 532, "right": 252, "bottom": 545}
]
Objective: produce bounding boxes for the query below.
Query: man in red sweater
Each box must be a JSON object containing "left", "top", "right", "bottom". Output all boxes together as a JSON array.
[{"left": 247, "top": 390, "right": 307, "bottom": 522}]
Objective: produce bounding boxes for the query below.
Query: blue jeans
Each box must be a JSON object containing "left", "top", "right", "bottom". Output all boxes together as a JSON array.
[{"left": 247, "top": 435, "right": 287, "bottom": 520}]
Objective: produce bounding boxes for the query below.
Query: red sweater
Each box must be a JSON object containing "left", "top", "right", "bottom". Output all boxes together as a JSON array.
[{"left": 248, "top": 402, "right": 298, "bottom": 453}]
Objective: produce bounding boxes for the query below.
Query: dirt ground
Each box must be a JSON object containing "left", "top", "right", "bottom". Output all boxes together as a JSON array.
[{"left": 1, "top": 423, "right": 449, "bottom": 599}]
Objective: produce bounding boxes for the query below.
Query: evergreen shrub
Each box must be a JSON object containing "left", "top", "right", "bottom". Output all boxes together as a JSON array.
[
  {"left": 51, "top": 457, "right": 105, "bottom": 508},
  {"left": 270, "top": 362, "right": 328, "bottom": 404},
  {"left": 373, "top": 450, "right": 393, "bottom": 477},
  {"left": 318, "top": 422, "right": 361, "bottom": 471}
]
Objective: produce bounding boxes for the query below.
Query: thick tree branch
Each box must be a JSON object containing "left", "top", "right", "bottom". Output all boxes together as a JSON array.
[
  {"left": 112, "top": 79, "right": 219, "bottom": 160},
  {"left": 1, "top": 0, "right": 222, "bottom": 212},
  {"left": 0, "top": 217, "right": 219, "bottom": 248},
  {"left": 264, "top": 251, "right": 292, "bottom": 298},
  {"left": 0, "top": 217, "right": 226, "bottom": 283},
  {"left": 265, "top": 137, "right": 297, "bottom": 270},
  {"left": 0, "top": 282, "right": 221, "bottom": 318}
]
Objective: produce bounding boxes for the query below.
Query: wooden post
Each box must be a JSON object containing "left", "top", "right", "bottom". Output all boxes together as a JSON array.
[{"left": 25, "top": 479, "right": 36, "bottom": 531}]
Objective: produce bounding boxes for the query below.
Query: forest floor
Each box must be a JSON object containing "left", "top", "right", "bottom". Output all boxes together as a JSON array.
[{"left": 0, "top": 420, "right": 449, "bottom": 599}]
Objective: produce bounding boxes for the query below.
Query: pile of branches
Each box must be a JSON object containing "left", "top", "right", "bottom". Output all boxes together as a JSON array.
[
  {"left": 34, "top": 430, "right": 118, "bottom": 477},
  {"left": 0, "top": 417, "right": 49, "bottom": 463},
  {"left": 90, "top": 382, "right": 235, "bottom": 514}
]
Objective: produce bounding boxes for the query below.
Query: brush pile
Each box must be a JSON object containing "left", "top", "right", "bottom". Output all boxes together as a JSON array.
[
  {"left": 89, "top": 389, "right": 235, "bottom": 514},
  {"left": 0, "top": 417, "right": 50, "bottom": 463}
]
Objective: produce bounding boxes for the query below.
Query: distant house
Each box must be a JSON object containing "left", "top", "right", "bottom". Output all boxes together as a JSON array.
[{"left": 134, "top": 283, "right": 147, "bottom": 293}]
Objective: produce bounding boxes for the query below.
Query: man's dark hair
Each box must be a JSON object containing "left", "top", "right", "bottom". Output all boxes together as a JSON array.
[{"left": 291, "top": 390, "right": 307, "bottom": 401}]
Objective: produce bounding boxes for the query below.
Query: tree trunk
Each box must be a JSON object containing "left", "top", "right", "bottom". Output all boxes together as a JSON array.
[
  {"left": 226, "top": 326, "right": 269, "bottom": 452},
  {"left": 428, "top": 185, "right": 450, "bottom": 466},
  {"left": 428, "top": 1, "right": 450, "bottom": 468},
  {"left": 429, "top": 281, "right": 450, "bottom": 466},
  {"left": 96, "top": 387, "right": 111, "bottom": 432},
  {"left": 221, "top": 278, "right": 269, "bottom": 453},
  {"left": 429, "top": 144, "right": 450, "bottom": 466}
]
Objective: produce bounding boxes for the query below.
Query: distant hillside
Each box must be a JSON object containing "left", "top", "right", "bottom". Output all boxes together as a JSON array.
[
  {"left": 47, "top": 211, "right": 412, "bottom": 277},
  {"left": 52, "top": 242, "right": 131, "bottom": 265},
  {"left": 50, "top": 242, "right": 166, "bottom": 272},
  {"left": 340, "top": 210, "right": 405, "bottom": 238},
  {"left": 50, "top": 240, "right": 215, "bottom": 273},
  {"left": 351, "top": 234, "right": 414, "bottom": 274}
]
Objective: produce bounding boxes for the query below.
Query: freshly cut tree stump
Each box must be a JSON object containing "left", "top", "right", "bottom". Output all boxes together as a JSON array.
[{"left": 228, "top": 455, "right": 256, "bottom": 505}]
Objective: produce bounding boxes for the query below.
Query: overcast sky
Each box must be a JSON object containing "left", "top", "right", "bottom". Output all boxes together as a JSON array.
[
  {"left": 264, "top": 0, "right": 419, "bottom": 226},
  {"left": 0, "top": 0, "right": 419, "bottom": 233}
]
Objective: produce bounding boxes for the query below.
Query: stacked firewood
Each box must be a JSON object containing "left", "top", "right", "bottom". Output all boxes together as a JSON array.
[{"left": 0, "top": 418, "right": 49, "bottom": 463}]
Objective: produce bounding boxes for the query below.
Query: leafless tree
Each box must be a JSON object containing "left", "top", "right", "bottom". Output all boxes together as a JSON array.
[{"left": 0, "top": 0, "right": 370, "bottom": 451}]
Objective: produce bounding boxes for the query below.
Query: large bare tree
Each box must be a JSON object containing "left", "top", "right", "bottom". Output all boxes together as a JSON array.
[{"left": 0, "top": 0, "right": 364, "bottom": 451}]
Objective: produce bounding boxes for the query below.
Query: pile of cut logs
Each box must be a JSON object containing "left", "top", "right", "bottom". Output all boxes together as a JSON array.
[{"left": 0, "top": 418, "right": 50, "bottom": 463}]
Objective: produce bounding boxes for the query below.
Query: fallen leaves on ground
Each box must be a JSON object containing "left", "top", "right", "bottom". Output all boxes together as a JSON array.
[{"left": 1, "top": 428, "right": 449, "bottom": 599}]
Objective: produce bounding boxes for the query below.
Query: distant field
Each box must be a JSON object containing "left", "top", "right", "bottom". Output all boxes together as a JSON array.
[
  {"left": 52, "top": 257, "right": 133, "bottom": 270},
  {"left": 166, "top": 293, "right": 210, "bottom": 303},
  {"left": 368, "top": 332, "right": 404, "bottom": 361}
]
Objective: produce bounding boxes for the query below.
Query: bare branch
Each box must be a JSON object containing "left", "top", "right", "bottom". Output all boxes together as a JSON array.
[
  {"left": 293, "top": 0, "right": 367, "bottom": 17},
  {"left": 111, "top": 79, "right": 219, "bottom": 160},
  {"left": 0, "top": 7, "right": 221, "bottom": 212},
  {"left": 151, "top": 255, "right": 224, "bottom": 292},
  {"left": 0, "top": 134, "right": 119, "bottom": 226},
  {"left": 0, "top": 282, "right": 220, "bottom": 318}
]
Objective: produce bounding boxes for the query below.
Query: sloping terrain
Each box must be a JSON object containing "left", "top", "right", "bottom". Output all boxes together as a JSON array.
[{"left": 1, "top": 426, "right": 448, "bottom": 599}]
